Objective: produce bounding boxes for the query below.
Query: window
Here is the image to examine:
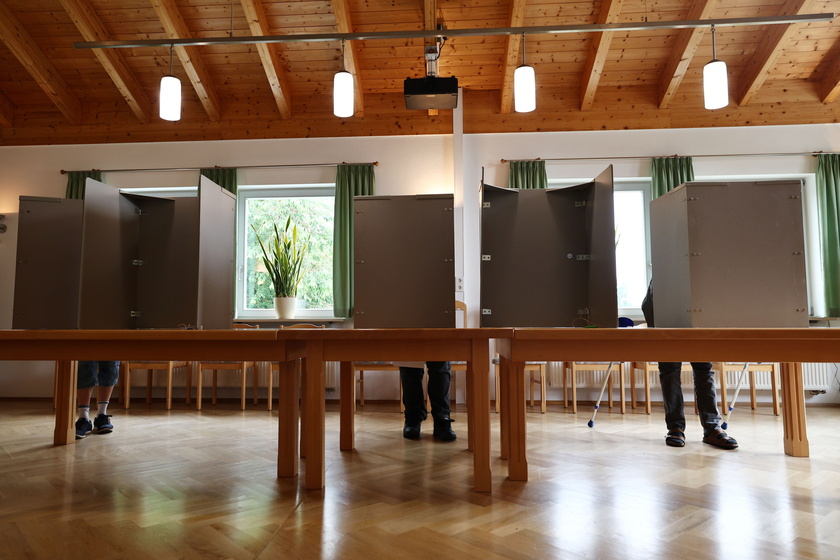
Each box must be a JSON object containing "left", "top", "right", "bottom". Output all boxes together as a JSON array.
[{"left": 236, "top": 184, "right": 335, "bottom": 318}]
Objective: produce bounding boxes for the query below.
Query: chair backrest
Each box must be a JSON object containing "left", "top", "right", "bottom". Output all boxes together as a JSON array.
[
  {"left": 233, "top": 323, "right": 259, "bottom": 329},
  {"left": 281, "top": 323, "right": 326, "bottom": 329},
  {"left": 455, "top": 300, "right": 468, "bottom": 328}
]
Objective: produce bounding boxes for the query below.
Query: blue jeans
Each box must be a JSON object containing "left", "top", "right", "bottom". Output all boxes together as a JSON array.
[
  {"left": 658, "top": 362, "right": 722, "bottom": 436},
  {"left": 400, "top": 361, "right": 452, "bottom": 424},
  {"left": 77, "top": 361, "right": 120, "bottom": 390}
]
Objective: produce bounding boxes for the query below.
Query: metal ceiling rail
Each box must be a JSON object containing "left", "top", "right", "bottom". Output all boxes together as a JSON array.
[
  {"left": 75, "top": 14, "right": 836, "bottom": 49},
  {"left": 59, "top": 161, "right": 379, "bottom": 174}
]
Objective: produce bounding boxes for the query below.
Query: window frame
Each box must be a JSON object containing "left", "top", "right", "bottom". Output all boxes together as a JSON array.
[{"left": 235, "top": 183, "right": 336, "bottom": 320}]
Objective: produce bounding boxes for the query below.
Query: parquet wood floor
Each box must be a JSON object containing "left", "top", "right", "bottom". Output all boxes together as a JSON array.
[{"left": 1, "top": 399, "right": 838, "bottom": 560}]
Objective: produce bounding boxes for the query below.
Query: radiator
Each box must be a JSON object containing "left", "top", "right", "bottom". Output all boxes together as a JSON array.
[
  {"left": 547, "top": 362, "right": 835, "bottom": 392},
  {"left": 325, "top": 361, "right": 339, "bottom": 390}
]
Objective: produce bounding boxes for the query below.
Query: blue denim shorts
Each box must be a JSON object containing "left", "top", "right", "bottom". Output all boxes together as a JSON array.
[{"left": 77, "top": 361, "right": 120, "bottom": 389}]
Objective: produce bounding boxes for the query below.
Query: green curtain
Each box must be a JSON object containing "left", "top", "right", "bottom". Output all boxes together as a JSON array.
[
  {"left": 817, "top": 153, "right": 840, "bottom": 317},
  {"left": 65, "top": 170, "right": 102, "bottom": 199},
  {"left": 333, "top": 163, "right": 376, "bottom": 318},
  {"left": 508, "top": 160, "right": 547, "bottom": 189},
  {"left": 651, "top": 156, "right": 694, "bottom": 199},
  {"left": 200, "top": 167, "right": 238, "bottom": 195}
]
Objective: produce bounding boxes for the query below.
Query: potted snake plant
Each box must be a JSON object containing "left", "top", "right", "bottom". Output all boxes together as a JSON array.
[{"left": 253, "top": 216, "right": 308, "bottom": 318}]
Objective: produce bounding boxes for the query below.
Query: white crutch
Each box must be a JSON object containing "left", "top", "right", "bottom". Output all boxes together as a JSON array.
[
  {"left": 587, "top": 362, "right": 616, "bottom": 428},
  {"left": 721, "top": 362, "right": 750, "bottom": 430}
]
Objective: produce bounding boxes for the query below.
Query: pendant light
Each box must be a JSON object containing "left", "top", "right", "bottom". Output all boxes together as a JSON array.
[
  {"left": 159, "top": 45, "right": 181, "bottom": 121},
  {"left": 514, "top": 33, "right": 536, "bottom": 113},
  {"left": 333, "top": 40, "right": 354, "bottom": 118},
  {"left": 703, "top": 25, "right": 728, "bottom": 110}
]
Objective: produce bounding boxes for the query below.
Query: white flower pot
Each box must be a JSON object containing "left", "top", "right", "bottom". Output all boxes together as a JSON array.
[{"left": 274, "top": 297, "right": 297, "bottom": 319}]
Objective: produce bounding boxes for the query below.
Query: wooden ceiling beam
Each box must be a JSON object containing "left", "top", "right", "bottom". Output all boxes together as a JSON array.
[
  {"left": 0, "top": 90, "right": 14, "bottom": 127},
  {"left": 580, "top": 0, "right": 626, "bottom": 111},
  {"left": 239, "top": 0, "right": 292, "bottom": 119},
  {"left": 151, "top": 0, "right": 222, "bottom": 122},
  {"left": 817, "top": 39, "right": 840, "bottom": 103},
  {"left": 657, "top": 0, "right": 719, "bottom": 109},
  {"left": 333, "top": 0, "right": 364, "bottom": 117},
  {"left": 59, "top": 0, "right": 152, "bottom": 124},
  {"left": 736, "top": 0, "right": 815, "bottom": 107},
  {"left": 424, "top": 0, "right": 439, "bottom": 116},
  {"left": 0, "top": 2, "right": 82, "bottom": 125},
  {"left": 499, "top": 0, "right": 528, "bottom": 114}
]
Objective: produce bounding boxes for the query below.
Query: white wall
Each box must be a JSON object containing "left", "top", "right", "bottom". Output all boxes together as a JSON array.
[{"left": 2, "top": 123, "right": 840, "bottom": 403}]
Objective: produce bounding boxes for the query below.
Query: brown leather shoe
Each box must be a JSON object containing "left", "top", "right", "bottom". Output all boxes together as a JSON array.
[{"left": 703, "top": 430, "right": 738, "bottom": 449}]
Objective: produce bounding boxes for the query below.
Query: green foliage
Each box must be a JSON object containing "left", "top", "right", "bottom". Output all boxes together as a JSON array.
[
  {"left": 253, "top": 216, "right": 308, "bottom": 298},
  {"left": 246, "top": 197, "right": 333, "bottom": 310}
]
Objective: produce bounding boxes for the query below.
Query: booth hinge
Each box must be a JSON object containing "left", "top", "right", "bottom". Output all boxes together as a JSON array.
[
  {"left": 132, "top": 259, "right": 144, "bottom": 266},
  {"left": 576, "top": 254, "right": 590, "bottom": 261},
  {"left": 482, "top": 309, "right": 492, "bottom": 315},
  {"left": 575, "top": 201, "right": 586, "bottom": 207},
  {"left": 130, "top": 311, "right": 142, "bottom": 317},
  {"left": 481, "top": 255, "right": 491, "bottom": 261},
  {"left": 134, "top": 208, "right": 143, "bottom": 215},
  {"left": 482, "top": 202, "right": 491, "bottom": 208}
]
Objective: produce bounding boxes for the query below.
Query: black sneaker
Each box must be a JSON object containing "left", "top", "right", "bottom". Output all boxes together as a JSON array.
[
  {"left": 403, "top": 421, "right": 421, "bottom": 440},
  {"left": 75, "top": 418, "right": 93, "bottom": 439},
  {"left": 93, "top": 414, "right": 113, "bottom": 434},
  {"left": 433, "top": 418, "right": 456, "bottom": 442}
]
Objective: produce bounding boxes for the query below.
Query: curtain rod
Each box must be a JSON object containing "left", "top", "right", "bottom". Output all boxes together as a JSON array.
[
  {"left": 500, "top": 152, "right": 830, "bottom": 163},
  {"left": 59, "top": 161, "right": 379, "bottom": 174}
]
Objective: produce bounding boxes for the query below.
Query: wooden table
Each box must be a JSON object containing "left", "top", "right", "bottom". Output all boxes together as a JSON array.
[
  {"left": 495, "top": 327, "right": 840, "bottom": 482},
  {"left": 273, "top": 328, "right": 510, "bottom": 493},
  {"left": 0, "top": 329, "right": 286, "bottom": 445}
]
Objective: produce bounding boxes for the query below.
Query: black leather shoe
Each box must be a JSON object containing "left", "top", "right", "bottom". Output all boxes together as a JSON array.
[
  {"left": 433, "top": 419, "right": 456, "bottom": 442},
  {"left": 403, "top": 422, "right": 421, "bottom": 440}
]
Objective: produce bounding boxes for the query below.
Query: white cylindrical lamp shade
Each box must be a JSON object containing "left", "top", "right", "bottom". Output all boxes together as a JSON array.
[
  {"left": 514, "top": 64, "right": 536, "bottom": 113},
  {"left": 703, "top": 59, "right": 728, "bottom": 110},
  {"left": 333, "top": 71, "right": 354, "bottom": 118},
  {"left": 159, "top": 75, "right": 181, "bottom": 121}
]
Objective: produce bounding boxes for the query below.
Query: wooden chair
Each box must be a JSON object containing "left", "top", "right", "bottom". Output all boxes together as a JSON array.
[
  {"left": 195, "top": 324, "right": 257, "bottom": 410},
  {"left": 121, "top": 360, "right": 189, "bottom": 410},
  {"left": 715, "top": 362, "right": 781, "bottom": 416},
  {"left": 564, "top": 361, "right": 626, "bottom": 414},
  {"left": 493, "top": 358, "right": 547, "bottom": 413}
]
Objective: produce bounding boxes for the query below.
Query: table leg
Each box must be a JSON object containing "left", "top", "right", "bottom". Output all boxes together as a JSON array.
[
  {"left": 471, "top": 340, "right": 491, "bottom": 493},
  {"left": 780, "top": 362, "right": 809, "bottom": 457},
  {"left": 304, "top": 341, "right": 326, "bottom": 489},
  {"left": 506, "top": 359, "right": 527, "bottom": 481},
  {"left": 465, "top": 361, "right": 475, "bottom": 452},
  {"left": 53, "top": 360, "right": 77, "bottom": 445},
  {"left": 340, "top": 361, "right": 355, "bottom": 451},
  {"left": 277, "top": 360, "right": 300, "bottom": 478},
  {"left": 499, "top": 356, "right": 509, "bottom": 461}
]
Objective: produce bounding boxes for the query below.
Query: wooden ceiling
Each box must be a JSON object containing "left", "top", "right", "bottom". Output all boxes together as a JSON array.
[{"left": 0, "top": 0, "right": 838, "bottom": 146}]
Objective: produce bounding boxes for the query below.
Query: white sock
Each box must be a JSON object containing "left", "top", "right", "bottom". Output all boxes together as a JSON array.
[
  {"left": 97, "top": 401, "right": 109, "bottom": 416},
  {"left": 78, "top": 405, "right": 90, "bottom": 420}
]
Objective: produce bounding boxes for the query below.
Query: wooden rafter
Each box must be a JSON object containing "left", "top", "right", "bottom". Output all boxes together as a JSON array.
[
  {"left": 151, "top": 0, "right": 222, "bottom": 122},
  {"left": 0, "top": 2, "right": 82, "bottom": 125},
  {"left": 580, "top": 0, "right": 626, "bottom": 111},
  {"left": 332, "top": 0, "right": 364, "bottom": 117},
  {"left": 499, "top": 0, "right": 528, "bottom": 114},
  {"left": 424, "top": 0, "right": 439, "bottom": 116},
  {"left": 817, "top": 39, "right": 840, "bottom": 103},
  {"left": 657, "top": 0, "right": 719, "bottom": 109},
  {"left": 736, "top": 0, "right": 815, "bottom": 107},
  {"left": 59, "top": 0, "right": 151, "bottom": 124},
  {"left": 0, "top": 89, "right": 14, "bottom": 127},
  {"left": 239, "top": 0, "right": 292, "bottom": 119}
]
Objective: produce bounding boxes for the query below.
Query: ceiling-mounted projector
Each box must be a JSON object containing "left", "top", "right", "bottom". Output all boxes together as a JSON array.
[{"left": 404, "top": 76, "right": 459, "bottom": 110}]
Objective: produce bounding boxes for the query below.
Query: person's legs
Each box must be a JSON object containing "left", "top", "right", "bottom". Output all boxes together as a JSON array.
[
  {"left": 400, "top": 366, "right": 426, "bottom": 439},
  {"left": 658, "top": 362, "right": 686, "bottom": 446},
  {"left": 75, "top": 361, "right": 98, "bottom": 439},
  {"left": 426, "top": 361, "right": 456, "bottom": 442},
  {"left": 692, "top": 362, "right": 738, "bottom": 449},
  {"left": 93, "top": 361, "right": 119, "bottom": 434}
]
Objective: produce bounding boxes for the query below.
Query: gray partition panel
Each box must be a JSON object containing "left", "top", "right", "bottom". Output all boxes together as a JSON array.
[
  {"left": 354, "top": 194, "right": 455, "bottom": 328},
  {"left": 79, "top": 179, "right": 137, "bottom": 329},
  {"left": 12, "top": 197, "right": 84, "bottom": 329},
  {"left": 651, "top": 180, "right": 808, "bottom": 327},
  {"left": 480, "top": 167, "right": 617, "bottom": 327},
  {"left": 125, "top": 194, "right": 200, "bottom": 329},
  {"left": 196, "top": 177, "right": 236, "bottom": 329}
]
